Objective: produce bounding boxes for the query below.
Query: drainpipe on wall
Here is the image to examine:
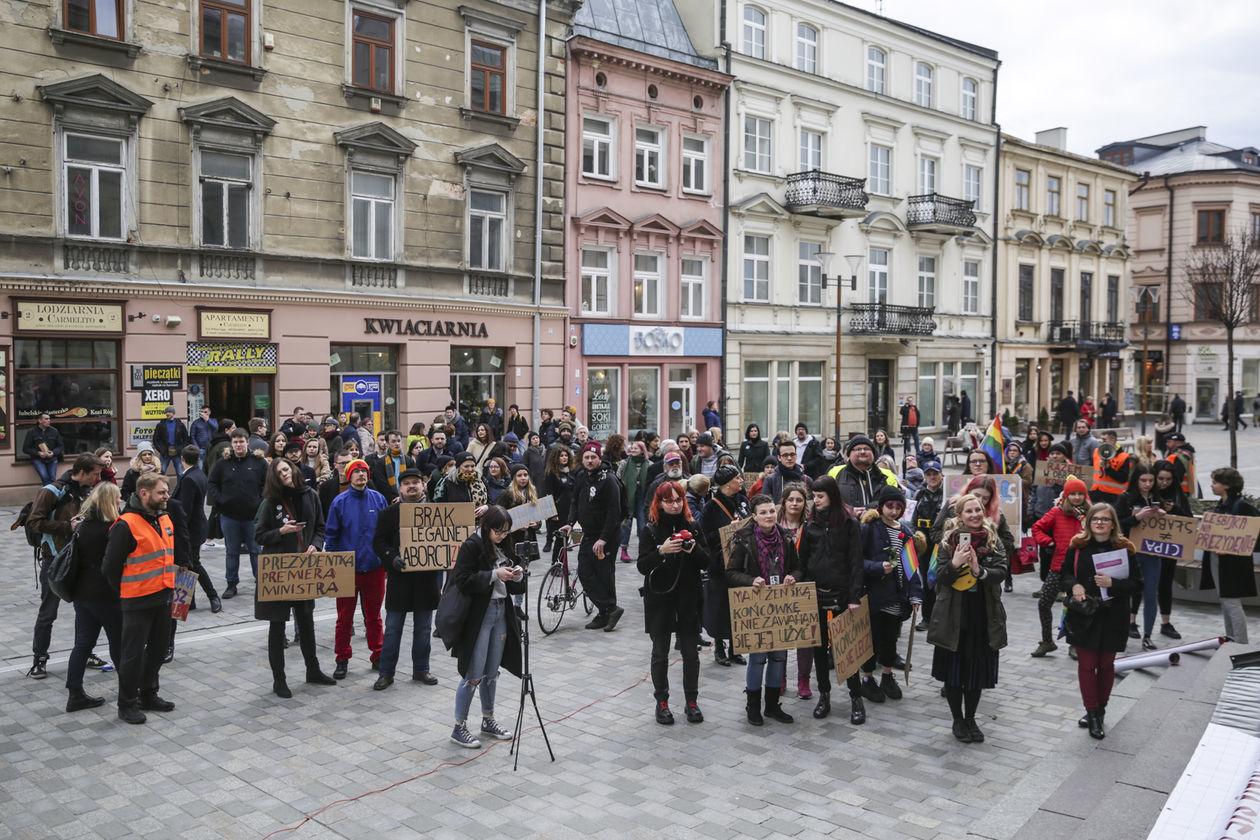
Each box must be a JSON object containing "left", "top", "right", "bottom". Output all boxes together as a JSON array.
[
  {"left": 531, "top": 0, "right": 547, "bottom": 428},
  {"left": 718, "top": 1, "right": 731, "bottom": 424},
  {"left": 988, "top": 61, "right": 1001, "bottom": 422},
  {"left": 1163, "top": 174, "right": 1174, "bottom": 414}
]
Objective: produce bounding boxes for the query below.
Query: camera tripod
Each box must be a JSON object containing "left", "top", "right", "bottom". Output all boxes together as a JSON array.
[{"left": 511, "top": 564, "right": 554, "bottom": 770}]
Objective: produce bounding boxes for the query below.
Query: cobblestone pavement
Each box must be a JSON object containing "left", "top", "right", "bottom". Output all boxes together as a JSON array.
[{"left": 0, "top": 494, "right": 1247, "bottom": 840}]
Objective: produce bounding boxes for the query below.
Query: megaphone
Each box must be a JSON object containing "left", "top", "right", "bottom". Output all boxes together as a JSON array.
[{"left": 1098, "top": 442, "right": 1117, "bottom": 460}]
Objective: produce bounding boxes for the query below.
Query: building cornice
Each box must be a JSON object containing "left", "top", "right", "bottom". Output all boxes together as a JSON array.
[{"left": 568, "top": 38, "right": 732, "bottom": 91}]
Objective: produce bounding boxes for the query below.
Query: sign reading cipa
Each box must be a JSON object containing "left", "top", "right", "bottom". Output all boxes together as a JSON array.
[{"left": 629, "top": 326, "right": 685, "bottom": 356}]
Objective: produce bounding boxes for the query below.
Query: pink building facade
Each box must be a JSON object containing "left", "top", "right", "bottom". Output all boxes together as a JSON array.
[{"left": 564, "top": 23, "right": 730, "bottom": 441}]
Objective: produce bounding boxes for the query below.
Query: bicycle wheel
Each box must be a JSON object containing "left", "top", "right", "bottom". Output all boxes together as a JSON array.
[{"left": 537, "top": 563, "right": 568, "bottom": 635}]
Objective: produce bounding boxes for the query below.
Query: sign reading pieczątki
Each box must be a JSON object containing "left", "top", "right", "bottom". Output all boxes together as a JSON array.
[
  {"left": 399, "top": 503, "right": 476, "bottom": 571},
  {"left": 258, "top": 552, "right": 355, "bottom": 601},
  {"left": 729, "top": 581, "right": 820, "bottom": 655}
]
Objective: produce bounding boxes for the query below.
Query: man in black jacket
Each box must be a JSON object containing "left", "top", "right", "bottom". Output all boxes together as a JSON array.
[
  {"left": 562, "top": 441, "right": 624, "bottom": 632},
  {"left": 763, "top": 439, "right": 812, "bottom": 502},
  {"left": 911, "top": 460, "right": 946, "bottom": 625},
  {"left": 171, "top": 445, "right": 222, "bottom": 613},
  {"left": 207, "top": 429, "right": 267, "bottom": 598},
  {"left": 479, "top": 398, "right": 504, "bottom": 439},
  {"left": 371, "top": 469, "right": 441, "bottom": 690},
  {"left": 793, "top": 423, "right": 822, "bottom": 477},
  {"left": 151, "top": 407, "right": 192, "bottom": 477},
  {"left": 417, "top": 429, "right": 459, "bottom": 476},
  {"left": 1058, "top": 391, "right": 1079, "bottom": 436},
  {"left": 23, "top": 412, "right": 64, "bottom": 485}
]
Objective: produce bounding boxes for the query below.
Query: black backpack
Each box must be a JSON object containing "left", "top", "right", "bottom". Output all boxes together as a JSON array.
[{"left": 13, "top": 483, "right": 69, "bottom": 549}]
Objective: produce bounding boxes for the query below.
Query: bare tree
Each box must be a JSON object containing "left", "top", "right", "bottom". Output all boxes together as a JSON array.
[{"left": 1181, "top": 228, "right": 1260, "bottom": 467}]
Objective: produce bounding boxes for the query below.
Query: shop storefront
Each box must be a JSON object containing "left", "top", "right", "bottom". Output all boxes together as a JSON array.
[{"left": 579, "top": 324, "right": 721, "bottom": 439}]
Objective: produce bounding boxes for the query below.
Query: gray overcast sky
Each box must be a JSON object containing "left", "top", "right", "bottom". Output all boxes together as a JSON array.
[{"left": 864, "top": 0, "right": 1260, "bottom": 156}]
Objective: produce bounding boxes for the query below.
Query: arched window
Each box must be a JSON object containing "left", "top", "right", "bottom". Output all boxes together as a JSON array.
[
  {"left": 796, "top": 23, "right": 817, "bottom": 73},
  {"left": 914, "top": 61, "right": 933, "bottom": 107},
  {"left": 742, "top": 6, "right": 766, "bottom": 59},
  {"left": 866, "top": 46, "right": 886, "bottom": 93},
  {"left": 961, "top": 77, "right": 977, "bottom": 120}
]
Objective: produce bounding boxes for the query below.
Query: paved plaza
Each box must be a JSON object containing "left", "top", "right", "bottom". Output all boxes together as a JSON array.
[{"left": 0, "top": 422, "right": 1254, "bottom": 840}]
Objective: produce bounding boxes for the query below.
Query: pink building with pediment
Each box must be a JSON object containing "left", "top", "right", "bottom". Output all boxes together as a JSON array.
[{"left": 564, "top": 0, "right": 731, "bottom": 441}]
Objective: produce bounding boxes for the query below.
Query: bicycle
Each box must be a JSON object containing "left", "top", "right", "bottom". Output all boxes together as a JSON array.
[{"left": 536, "top": 532, "right": 593, "bottom": 635}]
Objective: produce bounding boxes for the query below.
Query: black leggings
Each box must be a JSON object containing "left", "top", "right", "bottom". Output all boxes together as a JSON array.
[
  {"left": 944, "top": 685, "right": 982, "bottom": 721},
  {"left": 649, "top": 628, "right": 699, "bottom": 703},
  {"left": 812, "top": 606, "right": 862, "bottom": 697},
  {"left": 268, "top": 607, "right": 318, "bottom": 681},
  {"left": 863, "top": 611, "right": 902, "bottom": 673}
]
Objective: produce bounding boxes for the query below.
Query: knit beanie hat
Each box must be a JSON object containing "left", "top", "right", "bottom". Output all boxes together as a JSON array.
[{"left": 1063, "top": 476, "right": 1089, "bottom": 496}]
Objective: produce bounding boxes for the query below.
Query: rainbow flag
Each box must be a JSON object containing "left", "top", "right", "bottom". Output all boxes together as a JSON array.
[
  {"left": 900, "top": 540, "right": 919, "bottom": 579},
  {"left": 979, "top": 414, "right": 1006, "bottom": 473}
]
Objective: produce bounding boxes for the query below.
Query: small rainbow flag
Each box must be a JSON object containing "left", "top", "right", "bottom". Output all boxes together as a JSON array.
[
  {"left": 979, "top": 414, "right": 1006, "bottom": 473},
  {"left": 900, "top": 540, "right": 919, "bottom": 579}
]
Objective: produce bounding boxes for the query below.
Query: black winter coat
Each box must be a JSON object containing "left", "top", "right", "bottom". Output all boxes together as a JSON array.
[
  {"left": 1061, "top": 540, "right": 1142, "bottom": 652},
  {"left": 374, "top": 501, "right": 441, "bottom": 613},
  {"left": 698, "top": 489, "right": 749, "bottom": 638},
  {"left": 798, "top": 512, "right": 863, "bottom": 608},
  {"left": 567, "top": 465, "right": 621, "bottom": 545},
  {"left": 737, "top": 436, "right": 770, "bottom": 473},
  {"left": 726, "top": 518, "right": 803, "bottom": 587},
  {"left": 69, "top": 517, "right": 120, "bottom": 604},
  {"left": 208, "top": 452, "right": 267, "bottom": 521},
  {"left": 450, "top": 533, "right": 526, "bottom": 678},
  {"left": 173, "top": 466, "right": 209, "bottom": 545},
  {"left": 252, "top": 486, "right": 325, "bottom": 622},
  {"left": 1201, "top": 495, "right": 1260, "bottom": 598},
  {"left": 637, "top": 515, "right": 707, "bottom": 636}
]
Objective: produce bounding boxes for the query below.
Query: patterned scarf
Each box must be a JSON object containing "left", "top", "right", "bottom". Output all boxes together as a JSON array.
[
  {"left": 387, "top": 447, "right": 404, "bottom": 487},
  {"left": 754, "top": 525, "right": 785, "bottom": 582},
  {"left": 460, "top": 471, "right": 489, "bottom": 508}
]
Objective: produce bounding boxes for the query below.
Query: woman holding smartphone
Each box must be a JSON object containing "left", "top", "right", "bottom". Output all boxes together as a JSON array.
[{"left": 449, "top": 505, "right": 526, "bottom": 749}]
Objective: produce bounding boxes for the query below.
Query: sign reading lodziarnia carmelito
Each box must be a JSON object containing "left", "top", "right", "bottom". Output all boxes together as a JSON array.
[{"left": 16, "top": 301, "right": 123, "bottom": 333}]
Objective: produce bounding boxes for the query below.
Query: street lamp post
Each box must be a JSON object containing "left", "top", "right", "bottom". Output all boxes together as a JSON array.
[
  {"left": 1131, "top": 285, "right": 1162, "bottom": 435},
  {"left": 818, "top": 252, "right": 865, "bottom": 438}
]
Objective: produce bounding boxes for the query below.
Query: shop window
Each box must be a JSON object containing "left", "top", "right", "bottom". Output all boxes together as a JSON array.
[
  {"left": 64, "top": 133, "right": 125, "bottom": 241},
  {"left": 330, "top": 345, "right": 397, "bottom": 433},
  {"left": 15, "top": 339, "right": 119, "bottom": 457},
  {"left": 468, "top": 189, "right": 506, "bottom": 271},
  {"left": 450, "top": 347, "right": 506, "bottom": 426},
  {"left": 743, "top": 359, "right": 820, "bottom": 435},
  {"left": 627, "top": 367, "right": 660, "bottom": 437},
  {"left": 200, "top": 149, "right": 252, "bottom": 250},
  {"left": 350, "top": 170, "right": 395, "bottom": 260},
  {"left": 798, "top": 361, "right": 823, "bottom": 433},
  {"left": 917, "top": 361, "right": 937, "bottom": 427},
  {"left": 743, "top": 361, "right": 769, "bottom": 433},
  {"left": 201, "top": 0, "right": 250, "bottom": 64},
  {"left": 586, "top": 368, "right": 619, "bottom": 440}
]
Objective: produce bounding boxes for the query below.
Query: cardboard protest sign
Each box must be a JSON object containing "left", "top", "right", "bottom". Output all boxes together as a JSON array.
[
  {"left": 398, "top": 503, "right": 476, "bottom": 571},
  {"left": 171, "top": 569, "right": 199, "bottom": 621},
  {"left": 947, "top": 474, "right": 1023, "bottom": 532},
  {"left": 258, "top": 552, "right": 355, "bottom": 601},
  {"left": 508, "top": 496, "right": 557, "bottom": 532},
  {"left": 743, "top": 472, "right": 762, "bottom": 489},
  {"left": 828, "top": 596, "right": 874, "bottom": 682},
  {"left": 729, "top": 581, "right": 820, "bottom": 655},
  {"left": 719, "top": 516, "right": 751, "bottom": 565},
  {"left": 1033, "top": 460, "right": 1093, "bottom": 487},
  {"left": 1197, "top": 512, "right": 1260, "bottom": 557},
  {"left": 1131, "top": 513, "right": 1198, "bottom": 561}
]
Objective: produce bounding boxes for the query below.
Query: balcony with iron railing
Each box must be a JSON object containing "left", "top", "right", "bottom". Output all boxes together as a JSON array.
[
  {"left": 784, "top": 171, "right": 869, "bottom": 218},
  {"left": 906, "top": 193, "right": 976, "bottom": 233},
  {"left": 847, "top": 303, "right": 937, "bottom": 336},
  {"left": 1047, "top": 320, "right": 1128, "bottom": 347}
]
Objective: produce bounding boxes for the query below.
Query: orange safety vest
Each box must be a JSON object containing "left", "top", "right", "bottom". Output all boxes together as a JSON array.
[
  {"left": 1091, "top": 450, "right": 1131, "bottom": 496},
  {"left": 1167, "top": 451, "right": 1195, "bottom": 496},
  {"left": 117, "top": 511, "right": 177, "bottom": 599}
]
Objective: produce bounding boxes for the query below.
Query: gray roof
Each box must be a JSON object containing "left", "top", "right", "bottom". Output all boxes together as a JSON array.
[
  {"left": 834, "top": 1, "right": 999, "bottom": 62},
  {"left": 1129, "top": 140, "right": 1259, "bottom": 177},
  {"left": 571, "top": 0, "right": 718, "bottom": 71}
]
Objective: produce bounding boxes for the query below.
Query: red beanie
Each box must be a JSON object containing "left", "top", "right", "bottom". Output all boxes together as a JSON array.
[
  {"left": 1063, "top": 476, "right": 1089, "bottom": 497},
  {"left": 581, "top": 440, "right": 602, "bottom": 458}
]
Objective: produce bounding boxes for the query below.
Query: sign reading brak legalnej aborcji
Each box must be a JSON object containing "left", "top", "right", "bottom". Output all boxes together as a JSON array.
[
  {"left": 729, "top": 581, "right": 820, "bottom": 655},
  {"left": 398, "top": 503, "right": 477, "bottom": 571},
  {"left": 258, "top": 552, "right": 356, "bottom": 602}
]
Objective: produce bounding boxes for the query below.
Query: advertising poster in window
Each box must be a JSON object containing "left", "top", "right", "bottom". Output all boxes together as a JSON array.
[
  {"left": 0, "top": 346, "right": 8, "bottom": 449},
  {"left": 132, "top": 364, "right": 183, "bottom": 420},
  {"left": 586, "top": 368, "right": 617, "bottom": 440}
]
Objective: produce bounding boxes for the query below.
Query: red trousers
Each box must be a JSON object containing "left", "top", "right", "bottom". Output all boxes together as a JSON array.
[
  {"left": 1076, "top": 647, "right": 1116, "bottom": 711},
  {"left": 334, "top": 566, "right": 386, "bottom": 663}
]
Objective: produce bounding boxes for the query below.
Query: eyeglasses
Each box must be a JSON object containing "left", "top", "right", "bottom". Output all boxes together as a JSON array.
[
  {"left": 968, "top": 459, "right": 987, "bottom": 465},
  {"left": 662, "top": 498, "right": 684, "bottom": 505},
  {"left": 1089, "top": 517, "right": 1113, "bottom": 524},
  {"left": 492, "top": 526, "right": 511, "bottom": 535}
]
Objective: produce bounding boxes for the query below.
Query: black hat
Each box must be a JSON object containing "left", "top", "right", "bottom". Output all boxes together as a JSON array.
[
  {"left": 875, "top": 485, "right": 907, "bottom": 508},
  {"left": 696, "top": 432, "right": 715, "bottom": 447},
  {"left": 510, "top": 463, "right": 531, "bottom": 477},
  {"left": 398, "top": 468, "right": 423, "bottom": 482},
  {"left": 763, "top": 455, "right": 779, "bottom": 468},
  {"left": 456, "top": 452, "right": 476, "bottom": 466},
  {"left": 714, "top": 464, "right": 741, "bottom": 487},
  {"left": 846, "top": 435, "right": 874, "bottom": 455},
  {"left": 1166, "top": 432, "right": 1186, "bottom": 442},
  {"left": 435, "top": 455, "right": 455, "bottom": 470},
  {"left": 1049, "top": 441, "right": 1073, "bottom": 458},
  {"left": 283, "top": 440, "right": 303, "bottom": 454}
]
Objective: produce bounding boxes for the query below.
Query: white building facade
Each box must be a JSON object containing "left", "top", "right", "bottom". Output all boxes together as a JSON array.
[{"left": 678, "top": 0, "right": 999, "bottom": 439}]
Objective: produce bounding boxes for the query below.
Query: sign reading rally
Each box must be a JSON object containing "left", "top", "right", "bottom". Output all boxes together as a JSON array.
[
  {"left": 258, "top": 552, "right": 356, "bottom": 601},
  {"left": 729, "top": 581, "right": 820, "bottom": 655},
  {"left": 398, "top": 503, "right": 476, "bottom": 571}
]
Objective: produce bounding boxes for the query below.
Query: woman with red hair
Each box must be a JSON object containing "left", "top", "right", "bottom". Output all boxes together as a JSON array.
[{"left": 637, "top": 481, "right": 709, "bottom": 726}]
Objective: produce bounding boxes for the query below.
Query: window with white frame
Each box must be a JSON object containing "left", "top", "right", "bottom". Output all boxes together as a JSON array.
[
  {"left": 918, "top": 156, "right": 937, "bottom": 194},
  {"left": 744, "top": 116, "right": 772, "bottom": 173},
  {"left": 350, "top": 170, "right": 394, "bottom": 260},
  {"left": 681, "top": 134, "right": 708, "bottom": 194},
  {"left": 1103, "top": 189, "right": 1117, "bottom": 227},
  {"left": 796, "top": 23, "right": 817, "bottom": 73},
  {"left": 580, "top": 248, "right": 611, "bottom": 315},
  {"left": 914, "top": 62, "right": 933, "bottom": 107},
  {"left": 963, "top": 260, "right": 980, "bottom": 314},
  {"left": 799, "top": 129, "right": 822, "bottom": 172},
  {"left": 200, "top": 149, "right": 252, "bottom": 249},
  {"left": 633, "top": 253, "right": 661, "bottom": 317},
  {"left": 917, "top": 256, "right": 936, "bottom": 308},
  {"left": 1046, "top": 176, "right": 1061, "bottom": 216},
  {"left": 64, "top": 133, "right": 125, "bottom": 240},
  {"left": 742, "top": 6, "right": 766, "bottom": 59},
  {"left": 582, "top": 116, "right": 613, "bottom": 179},
  {"left": 743, "top": 235, "right": 770, "bottom": 301},
  {"left": 1014, "top": 169, "right": 1030, "bottom": 210},
  {"left": 961, "top": 78, "right": 977, "bottom": 120},
  {"left": 868, "top": 247, "right": 889, "bottom": 303},
  {"left": 866, "top": 46, "right": 886, "bottom": 93},
  {"left": 964, "top": 165, "right": 982, "bottom": 211},
  {"left": 681, "top": 257, "right": 707, "bottom": 319},
  {"left": 468, "top": 188, "right": 506, "bottom": 270},
  {"left": 869, "top": 144, "right": 891, "bottom": 195},
  {"left": 1076, "top": 183, "right": 1090, "bottom": 221},
  {"left": 635, "top": 125, "right": 664, "bottom": 188},
  {"left": 798, "top": 241, "right": 822, "bottom": 305}
]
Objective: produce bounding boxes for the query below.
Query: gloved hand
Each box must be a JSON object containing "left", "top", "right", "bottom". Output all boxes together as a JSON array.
[{"left": 392, "top": 555, "right": 407, "bottom": 572}]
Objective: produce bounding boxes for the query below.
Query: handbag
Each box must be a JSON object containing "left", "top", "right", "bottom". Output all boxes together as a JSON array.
[
  {"left": 434, "top": 576, "right": 472, "bottom": 652},
  {"left": 44, "top": 530, "right": 80, "bottom": 602}
]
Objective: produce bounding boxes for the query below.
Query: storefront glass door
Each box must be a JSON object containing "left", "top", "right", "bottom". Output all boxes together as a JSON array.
[{"left": 668, "top": 366, "right": 695, "bottom": 438}]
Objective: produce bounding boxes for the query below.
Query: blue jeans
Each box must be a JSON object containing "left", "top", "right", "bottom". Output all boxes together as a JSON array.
[
  {"left": 159, "top": 452, "right": 185, "bottom": 477},
  {"left": 745, "top": 650, "right": 787, "bottom": 691},
  {"left": 220, "top": 515, "right": 260, "bottom": 586},
  {"left": 620, "top": 496, "right": 646, "bottom": 547},
  {"left": 67, "top": 600, "right": 121, "bottom": 691},
  {"left": 903, "top": 428, "right": 920, "bottom": 455},
  {"left": 32, "top": 458, "right": 59, "bottom": 485},
  {"left": 379, "top": 608, "right": 433, "bottom": 678},
  {"left": 454, "top": 599, "right": 506, "bottom": 723},
  {"left": 1138, "top": 555, "right": 1162, "bottom": 637}
]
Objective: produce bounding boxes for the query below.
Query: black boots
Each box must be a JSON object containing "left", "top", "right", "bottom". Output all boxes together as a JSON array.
[
  {"left": 813, "top": 691, "right": 831, "bottom": 719},
  {"left": 850, "top": 696, "right": 866, "bottom": 725},
  {"left": 713, "top": 639, "right": 731, "bottom": 666},
  {"left": 1086, "top": 708, "right": 1106, "bottom": 739},
  {"left": 273, "top": 678, "right": 292, "bottom": 699},
  {"left": 66, "top": 688, "right": 106, "bottom": 713},
  {"left": 763, "top": 687, "right": 794, "bottom": 723},
  {"left": 745, "top": 689, "right": 763, "bottom": 725}
]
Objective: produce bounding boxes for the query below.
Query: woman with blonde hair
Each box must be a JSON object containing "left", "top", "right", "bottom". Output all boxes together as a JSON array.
[
  {"left": 1133, "top": 435, "right": 1157, "bottom": 468},
  {"left": 64, "top": 482, "right": 124, "bottom": 712},
  {"left": 120, "top": 443, "right": 161, "bottom": 500},
  {"left": 928, "top": 493, "right": 1008, "bottom": 742},
  {"left": 303, "top": 437, "right": 332, "bottom": 485}
]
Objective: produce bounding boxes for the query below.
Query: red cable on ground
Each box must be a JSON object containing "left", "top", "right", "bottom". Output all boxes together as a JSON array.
[{"left": 259, "top": 664, "right": 662, "bottom": 839}]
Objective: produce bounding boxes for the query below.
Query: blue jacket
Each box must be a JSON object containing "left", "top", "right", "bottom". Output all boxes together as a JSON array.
[
  {"left": 860, "top": 519, "right": 923, "bottom": 615},
  {"left": 190, "top": 417, "right": 218, "bottom": 450},
  {"left": 325, "top": 486, "right": 386, "bottom": 572}
]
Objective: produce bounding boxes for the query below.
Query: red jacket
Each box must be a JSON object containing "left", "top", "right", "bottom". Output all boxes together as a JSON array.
[{"left": 1032, "top": 505, "right": 1085, "bottom": 573}]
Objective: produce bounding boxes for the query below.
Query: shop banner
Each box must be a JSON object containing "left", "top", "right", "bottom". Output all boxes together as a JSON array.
[
  {"left": 129, "top": 423, "right": 157, "bottom": 448},
  {"left": 1197, "top": 512, "right": 1260, "bottom": 557},
  {"left": 135, "top": 364, "right": 183, "bottom": 419},
  {"left": 1131, "top": 513, "right": 1199, "bottom": 561},
  {"left": 258, "top": 552, "right": 356, "bottom": 601},
  {"left": 398, "top": 503, "right": 476, "bottom": 571},
  {"left": 947, "top": 474, "right": 1023, "bottom": 532},
  {"left": 829, "top": 597, "right": 874, "bottom": 683},
  {"left": 187, "top": 342, "right": 277, "bottom": 374},
  {"left": 1033, "top": 460, "right": 1093, "bottom": 487},
  {"left": 729, "top": 581, "right": 820, "bottom": 655}
]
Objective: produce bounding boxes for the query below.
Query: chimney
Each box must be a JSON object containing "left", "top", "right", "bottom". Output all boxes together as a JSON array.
[{"left": 1035, "top": 127, "right": 1068, "bottom": 151}]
